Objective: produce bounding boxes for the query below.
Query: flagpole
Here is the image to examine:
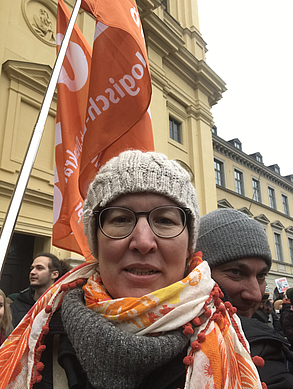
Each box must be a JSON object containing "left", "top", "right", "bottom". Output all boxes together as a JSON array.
[{"left": 0, "top": 0, "right": 82, "bottom": 278}]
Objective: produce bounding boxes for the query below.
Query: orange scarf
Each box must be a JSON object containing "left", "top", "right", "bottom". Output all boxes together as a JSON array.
[
  {"left": 0, "top": 253, "right": 262, "bottom": 389},
  {"left": 82, "top": 253, "right": 262, "bottom": 388}
]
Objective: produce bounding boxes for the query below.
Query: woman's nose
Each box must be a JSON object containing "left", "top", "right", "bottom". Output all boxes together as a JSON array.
[{"left": 128, "top": 217, "right": 157, "bottom": 254}]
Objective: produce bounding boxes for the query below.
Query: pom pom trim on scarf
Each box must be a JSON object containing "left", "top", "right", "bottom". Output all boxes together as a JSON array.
[
  {"left": 33, "top": 278, "right": 266, "bottom": 388},
  {"left": 181, "top": 283, "right": 267, "bottom": 388}
]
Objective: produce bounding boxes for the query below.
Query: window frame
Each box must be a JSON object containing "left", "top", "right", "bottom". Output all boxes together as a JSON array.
[
  {"left": 268, "top": 186, "right": 276, "bottom": 209},
  {"left": 234, "top": 168, "right": 244, "bottom": 195},
  {"left": 288, "top": 237, "right": 293, "bottom": 264},
  {"left": 281, "top": 194, "right": 289, "bottom": 216},
  {"left": 169, "top": 116, "right": 182, "bottom": 144},
  {"left": 234, "top": 140, "right": 241, "bottom": 150},
  {"left": 214, "top": 158, "right": 225, "bottom": 187},
  {"left": 274, "top": 232, "right": 283, "bottom": 262},
  {"left": 252, "top": 178, "right": 261, "bottom": 202}
]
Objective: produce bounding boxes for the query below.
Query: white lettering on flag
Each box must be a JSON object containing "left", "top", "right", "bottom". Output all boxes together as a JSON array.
[
  {"left": 86, "top": 51, "right": 146, "bottom": 124},
  {"left": 56, "top": 33, "right": 88, "bottom": 92}
]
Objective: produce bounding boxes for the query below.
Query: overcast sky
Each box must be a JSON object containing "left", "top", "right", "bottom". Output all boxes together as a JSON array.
[{"left": 197, "top": 0, "right": 293, "bottom": 177}]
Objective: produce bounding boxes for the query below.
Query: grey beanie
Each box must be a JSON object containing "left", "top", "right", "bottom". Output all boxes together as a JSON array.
[
  {"left": 83, "top": 150, "right": 200, "bottom": 258},
  {"left": 195, "top": 208, "right": 272, "bottom": 268}
]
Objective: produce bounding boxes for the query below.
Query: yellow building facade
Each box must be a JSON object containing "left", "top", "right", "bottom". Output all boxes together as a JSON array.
[
  {"left": 0, "top": 0, "right": 226, "bottom": 295},
  {"left": 4, "top": 0, "right": 291, "bottom": 300},
  {"left": 213, "top": 129, "right": 293, "bottom": 295}
]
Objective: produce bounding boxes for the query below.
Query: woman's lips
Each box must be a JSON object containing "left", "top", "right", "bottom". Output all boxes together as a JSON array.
[{"left": 125, "top": 268, "right": 159, "bottom": 276}]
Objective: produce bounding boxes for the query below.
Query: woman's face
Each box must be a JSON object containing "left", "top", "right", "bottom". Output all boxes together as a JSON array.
[
  {"left": 97, "top": 193, "right": 190, "bottom": 299},
  {"left": 0, "top": 295, "right": 4, "bottom": 324}
]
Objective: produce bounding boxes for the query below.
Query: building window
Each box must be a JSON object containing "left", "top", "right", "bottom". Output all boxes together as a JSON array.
[
  {"left": 234, "top": 141, "right": 241, "bottom": 149},
  {"left": 268, "top": 187, "right": 276, "bottom": 209},
  {"left": 274, "top": 165, "right": 280, "bottom": 174},
  {"left": 256, "top": 154, "right": 262, "bottom": 163},
  {"left": 214, "top": 159, "right": 224, "bottom": 186},
  {"left": 169, "top": 117, "right": 181, "bottom": 144},
  {"left": 289, "top": 238, "right": 293, "bottom": 264},
  {"left": 252, "top": 178, "right": 261, "bottom": 202},
  {"left": 212, "top": 125, "right": 217, "bottom": 135},
  {"left": 274, "top": 232, "right": 283, "bottom": 261},
  {"left": 234, "top": 169, "right": 244, "bottom": 195},
  {"left": 282, "top": 194, "right": 289, "bottom": 215},
  {"left": 250, "top": 152, "right": 263, "bottom": 163},
  {"left": 228, "top": 138, "right": 242, "bottom": 150}
]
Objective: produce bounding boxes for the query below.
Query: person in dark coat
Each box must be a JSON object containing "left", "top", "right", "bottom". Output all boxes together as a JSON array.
[
  {"left": 281, "top": 288, "right": 293, "bottom": 347},
  {"left": 10, "top": 286, "right": 36, "bottom": 327},
  {"left": 196, "top": 208, "right": 293, "bottom": 389},
  {"left": 10, "top": 253, "right": 64, "bottom": 327}
]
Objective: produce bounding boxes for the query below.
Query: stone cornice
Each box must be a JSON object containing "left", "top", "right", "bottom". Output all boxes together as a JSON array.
[
  {"left": 136, "top": 0, "right": 162, "bottom": 15},
  {"left": 271, "top": 220, "right": 285, "bottom": 230},
  {"left": 255, "top": 214, "right": 270, "bottom": 224},
  {"left": 165, "top": 52, "right": 226, "bottom": 106},
  {"left": 142, "top": 12, "right": 226, "bottom": 107},
  {"left": 182, "top": 27, "right": 207, "bottom": 53},
  {"left": 285, "top": 226, "right": 293, "bottom": 235},
  {"left": 2, "top": 60, "right": 56, "bottom": 101},
  {"left": 217, "top": 184, "right": 293, "bottom": 222},
  {"left": 213, "top": 135, "right": 293, "bottom": 193},
  {"left": 0, "top": 180, "right": 53, "bottom": 209},
  {"left": 144, "top": 13, "right": 186, "bottom": 57}
]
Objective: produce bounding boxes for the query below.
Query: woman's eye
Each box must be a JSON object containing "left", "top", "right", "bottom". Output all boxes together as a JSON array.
[
  {"left": 155, "top": 217, "right": 174, "bottom": 225},
  {"left": 111, "top": 216, "right": 132, "bottom": 224}
]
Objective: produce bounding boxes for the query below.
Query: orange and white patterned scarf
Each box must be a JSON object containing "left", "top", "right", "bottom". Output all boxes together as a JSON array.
[{"left": 0, "top": 253, "right": 262, "bottom": 389}]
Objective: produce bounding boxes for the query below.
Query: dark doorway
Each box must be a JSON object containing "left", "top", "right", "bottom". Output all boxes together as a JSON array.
[{"left": 0, "top": 233, "right": 35, "bottom": 297}]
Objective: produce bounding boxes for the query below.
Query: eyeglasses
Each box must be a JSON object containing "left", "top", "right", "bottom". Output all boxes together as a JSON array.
[{"left": 94, "top": 205, "right": 190, "bottom": 239}]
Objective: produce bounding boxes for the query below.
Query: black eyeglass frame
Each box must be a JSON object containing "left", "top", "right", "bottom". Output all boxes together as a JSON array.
[{"left": 93, "top": 205, "right": 191, "bottom": 240}]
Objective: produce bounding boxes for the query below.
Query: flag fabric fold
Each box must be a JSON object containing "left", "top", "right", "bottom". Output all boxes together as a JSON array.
[
  {"left": 78, "top": 0, "right": 154, "bottom": 197},
  {"left": 53, "top": 0, "right": 154, "bottom": 257}
]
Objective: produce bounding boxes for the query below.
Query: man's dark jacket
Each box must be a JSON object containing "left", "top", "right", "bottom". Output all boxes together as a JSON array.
[
  {"left": 10, "top": 287, "right": 35, "bottom": 327},
  {"left": 218, "top": 283, "right": 293, "bottom": 388},
  {"left": 240, "top": 316, "right": 293, "bottom": 388},
  {"left": 281, "top": 302, "right": 293, "bottom": 345}
]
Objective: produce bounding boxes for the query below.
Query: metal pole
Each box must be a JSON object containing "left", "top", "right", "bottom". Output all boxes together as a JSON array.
[{"left": 0, "top": 0, "right": 82, "bottom": 278}]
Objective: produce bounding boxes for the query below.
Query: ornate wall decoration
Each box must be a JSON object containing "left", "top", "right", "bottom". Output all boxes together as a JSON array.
[{"left": 22, "top": 0, "right": 57, "bottom": 46}]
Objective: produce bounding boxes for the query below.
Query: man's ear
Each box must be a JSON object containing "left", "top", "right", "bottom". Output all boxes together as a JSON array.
[{"left": 51, "top": 270, "right": 59, "bottom": 282}]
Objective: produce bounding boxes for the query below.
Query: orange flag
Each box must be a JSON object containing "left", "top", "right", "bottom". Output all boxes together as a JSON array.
[
  {"left": 53, "top": 0, "right": 154, "bottom": 257},
  {"left": 53, "top": 0, "right": 93, "bottom": 258},
  {"left": 78, "top": 0, "right": 154, "bottom": 198}
]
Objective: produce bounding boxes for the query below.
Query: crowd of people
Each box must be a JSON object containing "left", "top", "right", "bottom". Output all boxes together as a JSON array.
[{"left": 0, "top": 149, "right": 293, "bottom": 389}]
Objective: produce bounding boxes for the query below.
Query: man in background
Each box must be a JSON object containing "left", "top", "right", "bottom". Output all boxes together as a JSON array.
[
  {"left": 10, "top": 253, "right": 67, "bottom": 327},
  {"left": 196, "top": 208, "right": 293, "bottom": 389}
]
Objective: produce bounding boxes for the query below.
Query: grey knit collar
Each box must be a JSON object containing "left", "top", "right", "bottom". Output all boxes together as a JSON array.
[{"left": 61, "top": 288, "right": 190, "bottom": 389}]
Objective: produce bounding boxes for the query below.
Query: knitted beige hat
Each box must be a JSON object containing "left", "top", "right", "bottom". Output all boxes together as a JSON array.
[{"left": 83, "top": 150, "right": 200, "bottom": 258}]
